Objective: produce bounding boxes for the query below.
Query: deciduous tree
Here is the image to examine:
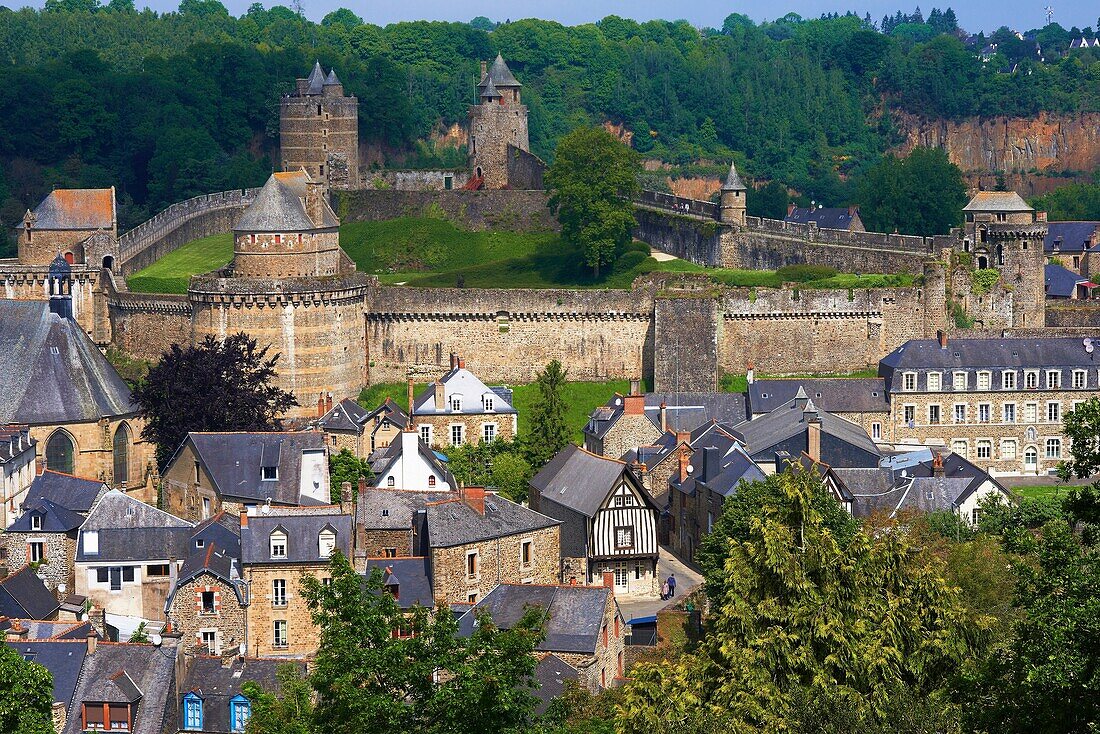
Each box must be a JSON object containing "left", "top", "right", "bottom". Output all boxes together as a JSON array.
[{"left": 0, "top": 643, "right": 54, "bottom": 734}]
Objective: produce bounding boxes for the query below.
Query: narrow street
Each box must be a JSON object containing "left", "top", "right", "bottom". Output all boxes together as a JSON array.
[{"left": 617, "top": 546, "right": 703, "bottom": 621}]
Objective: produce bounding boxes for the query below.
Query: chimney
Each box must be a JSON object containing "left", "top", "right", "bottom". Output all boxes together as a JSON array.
[
  {"left": 51, "top": 701, "right": 66, "bottom": 733},
  {"left": 602, "top": 571, "right": 615, "bottom": 591},
  {"left": 86, "top": 629, "right": 97, "bottom": 655},
  {"left": 480, "top": 60, "right": 487, "bottom": 77},
  {"left": 434, "top": 381, "right": 446, "bottom": 411},
  {"left": 326, "top": 393, "right": 333, "bottom": 413},
  {"left": 239, "top": 509, "right": 248, "bottom": 528},
  {"left": 457, "top": 356, "right": 465, "bottom": 370},
  {"left": 629, "top": 379, "right": 641, "bottom": 396},
  {"left": 676, "top": 431, "right": 690, "bottom": 446},
  {"left": 787, "top": 202, "right": 796, "bottom": 217},
  {"left": 932, "top": 452, "right": 945, "bottom": 478},
  {"left": 807, "top": 416, "right": 822, "bottom": 462},
  {"left": 449, "top": 353, "right": 458, "bottom": 370},
  {"left": 340, "top": 481, "right": 353, "bottom": 515},
  {"left": 317, "top": 393, "right": 325, "bottom": 417},
  {"left": 678, "top": 451, "right": 690, "bottom": 482},
  {"left": 746, "top": 362, "right": 755, "bottom": 385},
  {"left": 358, "top": 475, "right": 368, "bottom": 497},
  {"left": 7, "top": 619, "right": 26, "bottom": 640},
  {"left": 407, "top": 378, "right": 415, "bottom": 422},
  {"left": 659, "top": 402, "right": 667, "bottom": 432},
  {"left": 305, "top": 179, "right": 326, "bottom": 227},
  {"left": 938, "top": 330, "right": 948, "bottom": 350},
  {"left": 702, "top": 446, "right": 719, "bottom": 482},
  {"left": 462, "top": 486, "right": 485, "bottom": 515}
]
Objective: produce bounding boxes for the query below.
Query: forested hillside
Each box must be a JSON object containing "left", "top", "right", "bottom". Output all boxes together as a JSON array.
[{"left": 0, "top": 2, "right": 1098, "bottom": 232}]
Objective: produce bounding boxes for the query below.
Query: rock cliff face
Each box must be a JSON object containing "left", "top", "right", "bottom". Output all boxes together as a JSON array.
[{"left": 893, "top": 111, "right": 1100, "bottom": 176}]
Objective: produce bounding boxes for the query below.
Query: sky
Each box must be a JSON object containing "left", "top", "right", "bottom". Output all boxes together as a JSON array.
[{"left": 111, "top": 0, "right": 1098, "bottom": 34}]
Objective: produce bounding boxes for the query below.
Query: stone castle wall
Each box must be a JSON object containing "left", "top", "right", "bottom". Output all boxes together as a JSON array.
[
  {"left": 280, "top": 94, "right": 359, "bottom": 188},
  {"left": 505, "top": 144, "right": 546, "bottom": 191},
  {"left": 1046, "top": 303, "right": 1100, "bottom": 328},
  {"left": 360, "top": 169, "right": 471, "bottom": 191},
  {"left": 106, "top": 290, "right": 192, "bottom": 361},
  {"left": 1, "top": 262, "right": 102, "bottom": 337},
  {"left": 334, "top": 189, "right": 558, "bottom": 232}
]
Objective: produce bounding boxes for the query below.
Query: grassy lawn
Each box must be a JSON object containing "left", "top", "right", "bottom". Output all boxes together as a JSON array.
[
  {"left": 1012, "top": 485, "right": 1071, "bottom": 501},
  {"left": 126, "top": 232, "right": 233, "bottom": 294},
  {"left": 359, "top": 377, "right": 643, "bottom": 444},
  {"left": 720, "top": 367, "right": 880, "bottom": 393}
]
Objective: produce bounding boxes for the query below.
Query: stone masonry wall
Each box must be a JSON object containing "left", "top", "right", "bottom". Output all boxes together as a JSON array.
[
  {"left": 167, "top": 573, "right": 246, "bottom": 657},
  {"left": 413, "top": 413, "right": 517, "bottom": 450},
  {"left": 1, "top": 533, "right": 76, "bottom": 595},
  {"left": 244, "top": 563, "right": 329, "bottom": 658},
  {"left": 506, "top": 144, "right": 546, "bottom": 191},
  {"left": 720, "top": 225, "right": 930, "bottom": 272},
  {"left": 1046, "top": 303, "right": 1100, "bottom": 328},
  {"left": 653, "top": 296, "right": 720, "bottom": 392},
  {"left": 1, "top": 263, "right": 102, "bottom": 338},
  {"left": 360, "top": 169, "right": 471, "bottom": 191},
  {"left": 553, "top": 590, "right": 625, "bottom": 692},
  {"left": 430, "top": 524, "right": 560, "bottom": 604},
  {"left": 334, "top": 189, "right": 557, "bottom": 232},
  {"left": 107, "top": 293, "right": 192, "bottom": 361},
  {"left": 633, "top": 208, "right": 721, "bottom": 267}
]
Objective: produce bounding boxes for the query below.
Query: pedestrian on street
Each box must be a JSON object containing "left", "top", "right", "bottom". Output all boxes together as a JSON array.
[
  {"left": 667, "top": 573, "right": 677, "bottom": 598},
  {"left": 660, "top": 581, "right": 669, "bottom": 601}
]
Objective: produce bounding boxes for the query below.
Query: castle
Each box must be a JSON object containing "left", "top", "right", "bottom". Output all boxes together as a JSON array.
[{"left": 279, "top": 62, "right": 359, "bottom": 189}]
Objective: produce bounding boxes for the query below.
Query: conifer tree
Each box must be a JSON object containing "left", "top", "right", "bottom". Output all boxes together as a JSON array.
[{"left": 524, "top": 360, "right": 570, "bottom": 469}]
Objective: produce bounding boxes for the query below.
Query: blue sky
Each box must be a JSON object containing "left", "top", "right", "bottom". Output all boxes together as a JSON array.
[{"left": 126, "top": 0, "right": 1097, "bottom": 33}]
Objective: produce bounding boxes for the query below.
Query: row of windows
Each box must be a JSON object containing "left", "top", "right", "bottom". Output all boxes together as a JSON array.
[
  {"left": 901, "top": 368, "right": 1091, "bottom": 392},
  {"left": 268, "top": 528, "right": 337, "bottom": 559},
  {"left": 183, "top": 693, "right": 250, "bottom": 732},
  {"left": 901, "top": 400, "right": 1085, "bottom": 427},
  {"left": 951, "top": 438, "right": 1061, "bottom": 462},
  {"left": 418, "top": 423, "right": 498, "bottom": 446},
  {"left": 43, "top": 423, "right": 132, "bottom": 484},
  {"left": 441, "top": 394, "right": 497, "bottom": 412},
  {"left": 465, "top": 539, "right": 536, "bottom": 581}
]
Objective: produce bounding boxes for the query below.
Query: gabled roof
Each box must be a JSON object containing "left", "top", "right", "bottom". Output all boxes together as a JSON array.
[
  {"left": 842, "top": 470, "right": 974, "bottom": 519},
  {"left": 77, "top": 490, "right": 193, "bottom": 563},
  {"left": 0, "top": 565, "right": 61, "bottom": 620},
  {"left": 9, "top": 496, "right": 85, "bottom": 533},
  {"left": 879, "top": 337, "right": 1100, "bottom": 371},
  {"left": 583, "top": 392, "right": 748, "bottom": 441},
  {"left": 530, "top": 445, "right": 637, "bottom": 518},
  {"left": 457, "top": 584, "right": 615, "bottom": 655},
  {"left": 355, "top": 489, "right": 454, "bottom": 531},
  {"left": 240, "top": 507, "right": 352, "bottom": 565},
  {"left": 234, "top": 170, "right": 339, "bottom": 233},
  {"left": 425, "top": 493, "right": 559, "bottom": 548},
  {"left": 733, "top": 392, "right": 880, "bottom": 463},
  {"left": 412, "top": 367, "right": 516, "bottom": 415},
  {"left": 479, "top": 78, "right": 502, "bottom": 99},
  {"left": 784, "top": 207, "right": 859, "bottom": 230},
  {"left": 748, "top": 378, "right": 890, "bottom": 417},
  {"left": 670, "top": 443, "right": 765, "bottom": 499},
  {"left": 962, "top": 191, "right": 1033, "bottom": 212},
  {"left": 369, "top": 432, "right": 457, "bottom": 491},
  {"left": 1045, "top": 263, "right": 1091, "bottom": 298},
  {"left": 175, "top": 657, "right": 303, "bottom": 733},
  {"left": 21, "top": 471, "right": 106, "bottom": 514},
  {"left": 721, "top": 162, "right": 746, "bottom": 191},
  {"left": 0, "top": 426, "right": 34, "bottom": 464},
  {"left": 0, "top": 301, "right": 138, "bottom": 425},
  {"left": 191, "top": 511, "right": 242, "bottom": 559},
  {"left": 63, "top": 643, "right": 175, "bottom": 734},
  {"left": 364, "top": 557, "right": 434, "bottom": 610},
  {"left": 317, "top": 398, "right": 369, "bottom": 433},
  {"left": 27, "top": 188, "right": 115, "bottom": 230},
  {"left": 1044, "top": 221, "right": 1100, "bottom": 253},
  {"left": 166, "top": 542, "right": 245, "bottom": 609},
  {"left": 4, "top": 640, "right": 87, "bottom": 708}
]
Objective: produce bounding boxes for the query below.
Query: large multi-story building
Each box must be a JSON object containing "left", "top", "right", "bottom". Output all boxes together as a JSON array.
[{"left": 279, "top": 62, "right": 358, "bottom": 188}]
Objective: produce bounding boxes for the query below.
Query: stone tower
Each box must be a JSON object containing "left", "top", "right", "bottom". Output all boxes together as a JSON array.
[
  {"left": 468, "top": 54, "right": 529, "bottom": 189},
  {"left": 960, "top": 191, "right": 1046, "bottom": 328},
  {"left": 280, "top": 62, "right": 359, "bottom": 189},
  {"left": 719, "top": 162, "right": 747, "bottom": 226}
]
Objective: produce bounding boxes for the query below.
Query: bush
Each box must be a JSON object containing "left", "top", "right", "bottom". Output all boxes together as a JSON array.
[
  {"left": 615, "top": 250, "right": 649, "bottom": 271},
  {"left": 776, "top": 264, "right": 838, "bottom": 282},
  {"left": 970, "top": 268, "right": 1001, "bottom": 295}
]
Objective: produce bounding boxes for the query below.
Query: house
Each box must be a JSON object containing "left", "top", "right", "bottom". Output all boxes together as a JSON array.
[
  {"left": 20, "top": 470, "right": 108, "bottom": 515},
  {"left": 239, "top": 506, "right": 352, "bottom": 658},
  {"left": 410, "top": 356, "right": 518, "bottom": 448},
  {"left": 533, "top": 654, "right": 580, "bottom": 715},
  {"left": 316, "top": 397, "right": 407, "bottom": 457},
  {"left": 1044, "top": 221, "right": 1100, "bottom": 273},
  {"left": 160, "top": 432, "right": 331, "bottom": 523},
  {"left": 623, "top": 421, "right": 743, "bottom": 503},
  {"left": 667, "top": 439, "right": 767, "bottom": 562},
  {"left": 733, "top": 388, "right": 882, "bottom": 473},
  {"left": 583, "top": 384, "right": 748, "bottom": 459},
  {"left": 364, "top": 557, "right": 435, "bottom": 610},
  {"left": 0, "top": 298, "right": 153, "bottom": 495},
  {"left": 164, "top": 542, "right": 246, "bottom": 659},
  {"left": 1, "top": 425, "right": 36, "bottom": 527},
  {"left": 746, "top": 376, "right": 892, "bottom": 442},
  {"left": 17, "top": 187, "right": 117, "bottom": 267},
  {"left": 75, "top": 490, "right": 194, "bottom": 631},
  {"left": 530, "top": 445, "right": 660, "bottom": 597},
  {"left": 354, "top": 485, "right": 453, "bottom": 561},
  {"left": 368, "top": 429, "right": 457, "bottom": 492},
  {"left": 0, "top": 565, "right": 61, "bottom": 620},
  {"left": 2, "top": 496, "right": 85, "bottom": 597},
  {"left": 174, "top": 655, "right": 301, "bottom": 733},
  {"left": 1045, "top": 262, "right": 1095, "bottom": 299},
  {"left": 456, "top": 581, "right": 626, "bottom": 692},
  {"left": 784, "top": 204, "right": 865, "bottom": 232}
]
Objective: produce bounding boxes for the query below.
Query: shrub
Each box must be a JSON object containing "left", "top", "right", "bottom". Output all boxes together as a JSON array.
[
  {"left": 776, "top": 264, "right": 838, "bottom": 282},
  {"left": 615, "top": 250, "right": 650, "bottom": 271},
  {"left": 970, "top": 268, "right": 1001, "bottom": 295}
]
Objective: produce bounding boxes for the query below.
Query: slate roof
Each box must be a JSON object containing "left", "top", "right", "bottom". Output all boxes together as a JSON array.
[
  {"left": 583, "top": 392, "right": 748, "bottom": 441},
  {"left": 784, "top": 207, "right": 859, "bottom": 230},
  {"left": 191, "top": 512, "right": 242, "bottom": 559},
  {"left": 369, "top": 432, "right": 457, "bottom": 490},
  {"left": 962, "top": 191, "right": 1033, "bottom": 212},
  {"left": 529, "top": 445, "right": 629, "bottom": 518},
  {"left": 324, "top": 68, "right": 341, "bottom": 86},
  {"left": 240, "top": 508, "right": 352, "bottom": 565},
  {"left": 317, "top": 398, "right": 369, "bottom": 432},
  {"left": 63, "top": 642, "right": 175, "bottom": 734},
  {"left": 304, "top": 61, "right": 325, "bottom": 94},
  {"left": 234, "top": 170, "right": 339, "bottom": 233},
  {"left": 733, "top": 391, "right": 880, "bottom": 462},
  {"left": 365, "top": 557, "right": 434, "bottom": 609},
  {"left": 355, "top": 489, "right": 454, "bottom": 530},
  {"left": 478, "top": 53, "right": 521, "bottom": 89},
  {"left": 533, "top": 654, "right": 579, "bottom": 715},
  {"left": 27, "top": 188, "right": 115, "bottom": 230},
  {"left": 412, "top": 366, "right": 517, "bottom": 415},
  {"left": 77, "top": 490, "right": 193, "bottom": 563},
  {"left": 457, "top": 584, "right": 614, "bottom": 655},
  {"left": 0, "top": 301, "right": 138, "bottom": 425},
  {"left": 21, "top": 471, "right": 105, "bottom": 514},
  {"left": 904, "top": 450, "right": 1010, "bottom": 504},
  {"left": 879, "top": 337, "right": 1100, "bottom": 373},
  {"left": 1, "top": 619, "right": 92, "bottom": 640},
  {"left": 425, "top": 493, "right": 559, "bottom": 547},
  {"left": 176, "top": 657, "right": 300, "bottom": 734},
  {"left": 178, "top": 432, "right": 329, "bottom": 505},
  {"left": 721, "top": 162, "right": 746, "bottom": 191},
  {"left": 0, "top": 565, "right": 61, "bottom": 619},
  {"left": 480, "top": 78, "right": 502, "bottom": 99},
  {"left": 0, "top": 426, "right": 34, "bottom": 464},
  {"left": 5, "top": 640, "right": 87, "bottom": 708},
  {"left": 1045, "top": 263, "right": 1091, "bottom": 298},
  {"left": 1044, "top": 221, "right": 1100, "bottom": 253},
  {"left": 9, "top": 496, "right": 85, "bottom": 533},
  {"left": 844, "top": 472, "right": 974, "bottom": 518},
  {"left": 748, "top": 378, "right": 890, "bottom": 417},
  {"left": 166, "top": 543, "right": 246, "bottom": 609},
  {"left": 669, "top": 443, "right": 765, "bottom": 499}
]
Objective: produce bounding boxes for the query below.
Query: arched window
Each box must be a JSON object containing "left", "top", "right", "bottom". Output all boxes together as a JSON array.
[
  {"left": 45, "top": 430, "right": 75, "bottom": 474},
  {"left": 977, "top": 255, "right": 989, "bottom": 269},
  {"left": 428, "top": 476, "right": 436, "bottom": 488},
  {"left": 113, "top": 423, "right": 131, "bottom": 486}
]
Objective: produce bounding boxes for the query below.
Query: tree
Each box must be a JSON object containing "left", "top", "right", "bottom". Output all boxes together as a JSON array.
[
  {"left": 545, "top": 126, "right": 640, "bottom": 278},
  {"left": 243, "top": 663, "right": 314, "bottom": 734},
  {"left": 747, "top": 180, "right": 790, "bottom": 220},
  {"left": 447, "top": 440, "right": 532, "bottom": 502},
  {"left": 524, "top": 361, "right": 570, "bottom": 468},
  {"left": 857, "top": 147, "right": 966, "bottom": 236},
  {"left": 133, "top": 333, "right": 298, "bottom": 468},
  {"left": 490, "top": 452, "right": 532, "bottom": 503},
  {"left": 619, "top": 466, "right": 990, "bottom": 732},
  {"left": 328, "top": 449, "right": 372, "bottom": 502},
  {"left": 0, "top": 643, "right": 54, "bottom": 734},
  {"left": 321, "top": 8, "right": 362, "bottom": 26},
  {"left": 128, "top": 622, "right": 149, "bottom": 643}
]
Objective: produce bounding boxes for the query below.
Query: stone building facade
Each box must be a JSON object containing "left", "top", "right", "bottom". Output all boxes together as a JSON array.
[
  {"left": 2, "top": 526, "right": 77, "bottom": 597},
  {"left": 429, "top": 520, "right": 560, "bottom": 605},
  {"left": 17, "top": 188, "right": 118, "bottom": 267},
  {"left": 469, "top": 55, "right": 534, "bottom": 190},
  {"left": 1, "top": 427, "right": 36, "bottom": 528},
  {"left": 551, "top": 584, "right": 627, "bottom": 692},
  {"left": 165, "top": 567, "right": 246, "bottom": 658},
  {"left": 280, "top": 63, "right": 359, "bottom": 189}
]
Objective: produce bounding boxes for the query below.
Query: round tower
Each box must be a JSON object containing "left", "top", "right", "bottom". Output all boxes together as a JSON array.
[
  {"left": 468, "top": 54, "right": 529, "bottom": 189},
  {"left": 719, "top": 162, "right": 747, "bottom": 226},
  {"left": 279, "top": 62, "right": 359, "bottom": 189}
]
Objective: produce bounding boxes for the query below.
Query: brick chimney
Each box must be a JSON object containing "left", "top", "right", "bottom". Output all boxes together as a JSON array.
[
  {"left": 659, "top": 402, "right": 667, "bottom": 432},
  {"left": 480, "top": 60, "right": 487, "bottom": 77},
  {"left": 340, "top": 481, "right": 353, "bottom": 516},
  {"left": 938, "top": 330, "right": 948, "bottom": 350},
  {"left": 676, "top": 431, "right": 690, "bottom": 446},
  {"left": 623, "top": 389, "right": 645, "bottom": 416},
  {"left": 807, "top": 415, "right": 822, "bottom": 462},
  {"left": 602, "top": 571, "right": 615, "bottom": 591},
  {"left": 239, "top": 509, "right": 248, "bottom": 528},
  {"left": 932, "top": 452, "right": 945, "bottom": 478},
  {"left": 317, "top": 393, "right": 325, "bottom": 417},
  {"left": 358, "top": 475, "right": 368, "bottom": 498},
  {"left": 629, "top": 379, "right": 640, "bottom": 396},
  {"left": 449, "top": 353, "right": 458, "bottom": 370},
  {"left": 7, "top": 619, "right": 26, "bottom": 640},
  {"left": 326, "top": 393, "right": 333, "bottom": 413},
  {"left": 458, "top": 356, "right": 465, "bottom": 370},
  {"left": 461, "top": 486, "right": 485, "bottom": 515},
  {"left": 86, "top": 628, "right": 97, "bottom": 655},
  {"left": 305, "top": 179, "right": 326, "bottom": 227},
  {"left": 678, "top": 451, "right": 690, "bottom": 482}
]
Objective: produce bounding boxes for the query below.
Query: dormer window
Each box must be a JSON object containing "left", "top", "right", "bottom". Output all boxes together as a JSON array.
[
  {"left": 428, "top": 476, "right": 436, "bottom": 488},
  {"left": 318, "top": 528, "right": 336, "bottom": 557},
  {"left": 450, "top": 396, "right": 462, "bottom": 412},
  {"left": 85, "top": 702, "right": 134, "bottom": 731},
  {"left": 183, "top": 693, "right": 203, "bottom": 730},
  {"left": 83, "top": 530, "right": 99, "bottom": 556},
  {"left": 30, "top": 513, "right": 42, "bottom": 531},
  {"left": 230, "top": 695, "right": 251, "bottom": 732},
  {"left": 262, "top": 465, "right": 278, "bottom": 481},
  {"left": 269, "top": 529, "right": 287, "bottom": 559},
  {"left": 483, "top": 395, "right": 494, "bottom": 411}
]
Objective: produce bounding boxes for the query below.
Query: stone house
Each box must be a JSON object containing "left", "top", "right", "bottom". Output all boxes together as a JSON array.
[
  {"left": 240, "top": 506, "right": 352, "bottom": 658},
  {"left": 363, "top": 557, "right": 435, "bottom": 610},
  {"left": 747, "top": 376, "right": 892, "bottom": 444},
  {"left": 623, "top": 421, "right": 743, "bottom": 506},
  {"left": 354, "top": 484, "right": 453, "bottom": 563},
  {"left": 368, "top": 429, "right": 457, "bottom": 492},
  {"left": 19, "top": 470, "right": 107, "bottom": 517},
  {"left": 160, "top": 432, "right": 331, "bottom": 523},
  {"left": 3, "top": 497, "right": 84, "bottom": 597},
  {"left": 530, "top": 445, "right": 660, "bottom": 598},
  {"left": 456, "top": 580, "right": 627, "bottom": 692},
  {"left": 411, "top": 355, "right": 518, "bottom": 449},
  {"left": 881, "top": 334, "right": 1100, "bottom": 475},
  {"left": 0, "top": 564, "right": 61, "bottom": 621},
  {"left": 1044, "top": 221, "right": 1100, "bottom": 274},
  {"left": 17, "top": 187, "right": 118, "bottom": 268},
  {"left": 174, "top": 655, "right": 301, "bottom": 734},
  {"left": 1, "top": 426, "right": 36, "bottom": 528},
  {"left": 75, "top": 490, "right": 194, "bottom": 629},
  {"left": 316, "top": 397, "right": 407, "bottom": 458}
]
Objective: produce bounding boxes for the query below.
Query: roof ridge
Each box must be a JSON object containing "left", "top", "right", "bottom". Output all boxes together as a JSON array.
[
  {"left": 574, "top": 445, "right": 626, "bottom": 465},
  {"left": 39, "top": 469, "right": 103, "bottom": 483}
]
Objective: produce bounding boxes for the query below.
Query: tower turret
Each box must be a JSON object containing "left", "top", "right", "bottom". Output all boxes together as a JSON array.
[
  {"left": 719, "top": 162, "right": 747, "bottom": 226},
  {"left": 280, "top": 62, "right": 358, "bottom": 188},
  {"left": 468, "top": 54, "right": 529, "bottom": 189}
]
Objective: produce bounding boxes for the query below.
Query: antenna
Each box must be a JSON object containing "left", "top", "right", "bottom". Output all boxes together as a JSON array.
[{"left": 1045, "top": 5, "right": 1054, "bottom": 24}]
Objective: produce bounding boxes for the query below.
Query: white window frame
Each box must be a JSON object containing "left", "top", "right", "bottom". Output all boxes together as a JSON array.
[
  {"left": 419, "top": 425, "right": 433, "bottom": 445},
  {"left": 953, "top": 403, "right": 967, "bottom": 424},
  {"left": 1072, "top": 369, "right": 1087, "bottom": 389},
  {"left": 1024, "top": 402, "right": 1038, "bottom": 424},
  {"left": 450, "top": 424, "right": 465, "bottom": 447},
  {"left": 976, "top": 371, "right": 991, "bottom": 391},
  {"left": 200, "top": 628, "right": 220, "bottom": 656},
  {"left": 976, "top": 440, "right": 992, "bottom": 460},
  {"left": 520, "top": 539, "right": 532, "bottom": 567},
  {"left": 953, "top": 371, "right": 968, "bottom": 391},
  {"left": 926, "top": 372, "right": 941, "bottom": 391},
  {"left": 1003, "top": 403, "right": 1016, "bottom": 423},
  {"left": 272, "top": 578, "right": 287, "bottom": 608},
  {"left": 1024, "top": 370, "right": 1039, "bottom": 389},
  {"left": 269, "top": 531, "right": 287, "bottom": 560},
  {"left": 977, "top": 403, "right": 991, "bottom": 423},
  {"left": 466, "top": 549, "right": 479, "bottom": 580},
  {"left": 273, "top": 620, "right": 288, "bottom": 649},
  {"left": 871, "top": 422, "right": 881, "bottom": 440},
  {"left": 1045, "top": 438, "right": 1061, "bottom": 459},
  {"left": 927, "top": 404, "right": 941, "bottom": 425},
  {"left": 1001, "top": 370, "right": 1017, "bottom": 390},
  {"left": 951, "top": 440, "right": 968, "bottom": 457},
  {"left": 902, "top": 405, "right": 915, "bottom": 427},
  {"left": 1000, "top": 439, "right": 1017, "bottom": 460},
  {"left": 28, "top": 540, "right": 45, "bottom": 563},
  {"left": 318, "top": 529, "right": 336, "bottom": 558},
  {"left": 449, "top": 396, "right": 462, "bottom": 412},
  {"left": 1047, "top": 401, "right": 1061, "bottom": 423},
  {"left": 1046, "top": 370, "right": 1061, "bottom": 390},
  {"left": 482, "top": 423, "right": 497, "bottom": 443},
  {"left": 483, "top": 395, "right": 495, "bottom": 412},
  {"left": 902, "top": 372, "right": 916, "bottom": 391}
]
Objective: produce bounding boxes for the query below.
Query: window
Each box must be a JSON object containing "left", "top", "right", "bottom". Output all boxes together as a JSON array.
[
  {"left": 1024, "top": 370, "right": 1039, "bottom": 389},
  {"left": 85, "top": 702, "right": 106, "bottom": 730},
  {"left": 467, "top": 592, "right": 478, "bottom": 604},
  {"left": 871, "top": 422, "right": 881, "bottom": 440},
  {"left": 419, "top": 425, "right": 432, "bottom": 445},
  {"left": 383, "top": 548, "right": 397, "bottom": 558},
  {"left": 194, "top": 460, "right": 201, "bottom": 484},
  {"left": 96, "top": 567, "right": 109, "bottom": 584},
  {"left": 615, "top": 526, "right": 635, "bottom": 549},
  {"left": 483, "top": 395, "right": 495, "bottom": 411},
  {"left": 953, "top": 372, "right": 967, "bottom": 391},
  {"left": 449, "top": 396, "right": 462, "bottom": 412},
  {"left": 85, "top": 530, "right": 100, "bottom": 556},
  {"left": 978, "top": 404, "right": 991, "bottom": 423},
  {"left": 466, "top": 550, "right": 479, "bottom": 579},
  {"left": 113, "top": 424, "right": 130, "bottom": 486},
  {"left": 29, "top": 541, "right": 45, "bottom": 563},
  {"left": 902, "top": 372, "right": 916, "bottom": 391},
  {"left": 273, "top": 579, "right": 287, "bottom": 607},
  {"left": 44, "top": 430, "right": 75, "bottom": 475},
  {"left": 927, "top": 405, "right": 941, "bottom": 425},
  {"left": 482, "top": 423, "right": 496, "bottom": 443},
  {"left": 261, "top": 465, "right": 278, "bottom": 481},
  {"left": 202, "top": 497, "right": 211, "bottom": 519},
  {"left": 450, "top": 424, "right": 465, "bottom": 447},
  {"left": 1003, "top": 403, "right": 1016, "bottom": 423},
  {"left": 201, "top": 629, "right": 218, "bottom": 655},
  {"left": 30, "top": 514, "right": 41, "bottom": 531},
  {"left": 1046, "top": 370, "right": 1061, "bottom": 390},
  {"left": 1025, "top": 447, "right": 1038, "bottom": 468},
  {"left": 386, "top": 476, "right": 395, "bottom": 488},
  {"left": 1002, "top": 371, "right": 1017, "bottom": 390},
  {"left": 201, "top": 591, "right": 215, "bottom": 614},
  {"left": 273, "top": 620, "right": 288, "bottom": 648},
  {"left": 926, "top": 372, "right": 941, "bottom": 391},
  {"left": 952, "top": 440, "right": 968, "bottom": 457},
  {"left": 1046, "top": 438, "right": 1062, "bottom": 459},
  {"left": 331, "top": 435, "right": 337, "bottom": 446},
  {"left": 1001, "top": 440, "right": 1017, "bottom": 459},
  {"left": 319, "top": 529, "right": 337, "bottom": 558},
  {"left": 1047, "top": 402, "right": 1061, "bottom": 423},
  {"left": 274, "top": 234, "right": 281, "bottom": 245},
  {"left": 230, "top": 696, "right": 251, "bottom": 732},
  {"left": 613, "top": 494, "right": 636, "bottom": 507},
  {"left": 110, "top": 567, "right": 122, "bottom": 591},
  {"left": 521, "top": 540, "right": 532, "bottom": 566},
  {"left": 1073, "top": 370, "right": 1087, "bottom": 389},
  {"left": 903, "top": 405, "right": 915, "bottom": 427},
  {"left": 109, "top": 704, "right": 130, "bottom": 731},
  {"left": 428, "top": 476, "right": 436, "bottom": 488},
  {"left": 122, "top": 566, "right": 135, "bottom": 583},
  {"left": 953, "top": 404, "right": 967, "bottom": 424},
  {"left": 976, "top": 440, "right": 992, "bottom": 460},
  {"left": 1024, "top": 403, "right": 1038, "bottom": 423},
  {"left": 270, "top": 530, "right": 287, "bottom": 559},
  {"left": 613, "top": 564, "right": 629, "bottom": 588},
  {"left": 977, "top": 371, "right": 991, "bottom": 390}
]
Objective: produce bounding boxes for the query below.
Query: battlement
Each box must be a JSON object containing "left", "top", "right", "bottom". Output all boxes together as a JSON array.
[{"left": 189, "top": 272, "right": 373, "bottom": 306}]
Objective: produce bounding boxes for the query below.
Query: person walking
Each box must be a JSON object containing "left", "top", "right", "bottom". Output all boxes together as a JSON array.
[
  {"left": 667, "top": 573, "right": 677, "bottom": 598},
  {"left": 660, "top": 580, "right": 669, "bottom": 601}
]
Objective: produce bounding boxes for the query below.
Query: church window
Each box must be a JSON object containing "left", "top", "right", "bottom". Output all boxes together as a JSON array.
[
  {"left": 113, "top": 423, "right": 130, "bottom": 486},
  {"left": 45, "top": 431, "right": 75, "bottom": 475}
]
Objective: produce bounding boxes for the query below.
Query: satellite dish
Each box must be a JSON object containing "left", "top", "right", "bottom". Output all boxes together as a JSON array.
[
  {"left": 151, "top": 634, "right": 162, "bottom": 646},
  {"left": 686, "top": 465, "right": 694, "bottom": 474},
  {"left": 1087, "top": 344, "right": 1095, "bottom": 354}
]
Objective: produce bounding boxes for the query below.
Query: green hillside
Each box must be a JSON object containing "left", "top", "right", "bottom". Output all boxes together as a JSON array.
[{"left": 126, "top": 232, "right": 233, "bottom": 294}]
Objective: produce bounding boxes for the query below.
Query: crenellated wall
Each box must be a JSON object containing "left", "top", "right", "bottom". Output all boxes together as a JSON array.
[{"left": 107, "top": 292, "right": 192, "bottom": 361}]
